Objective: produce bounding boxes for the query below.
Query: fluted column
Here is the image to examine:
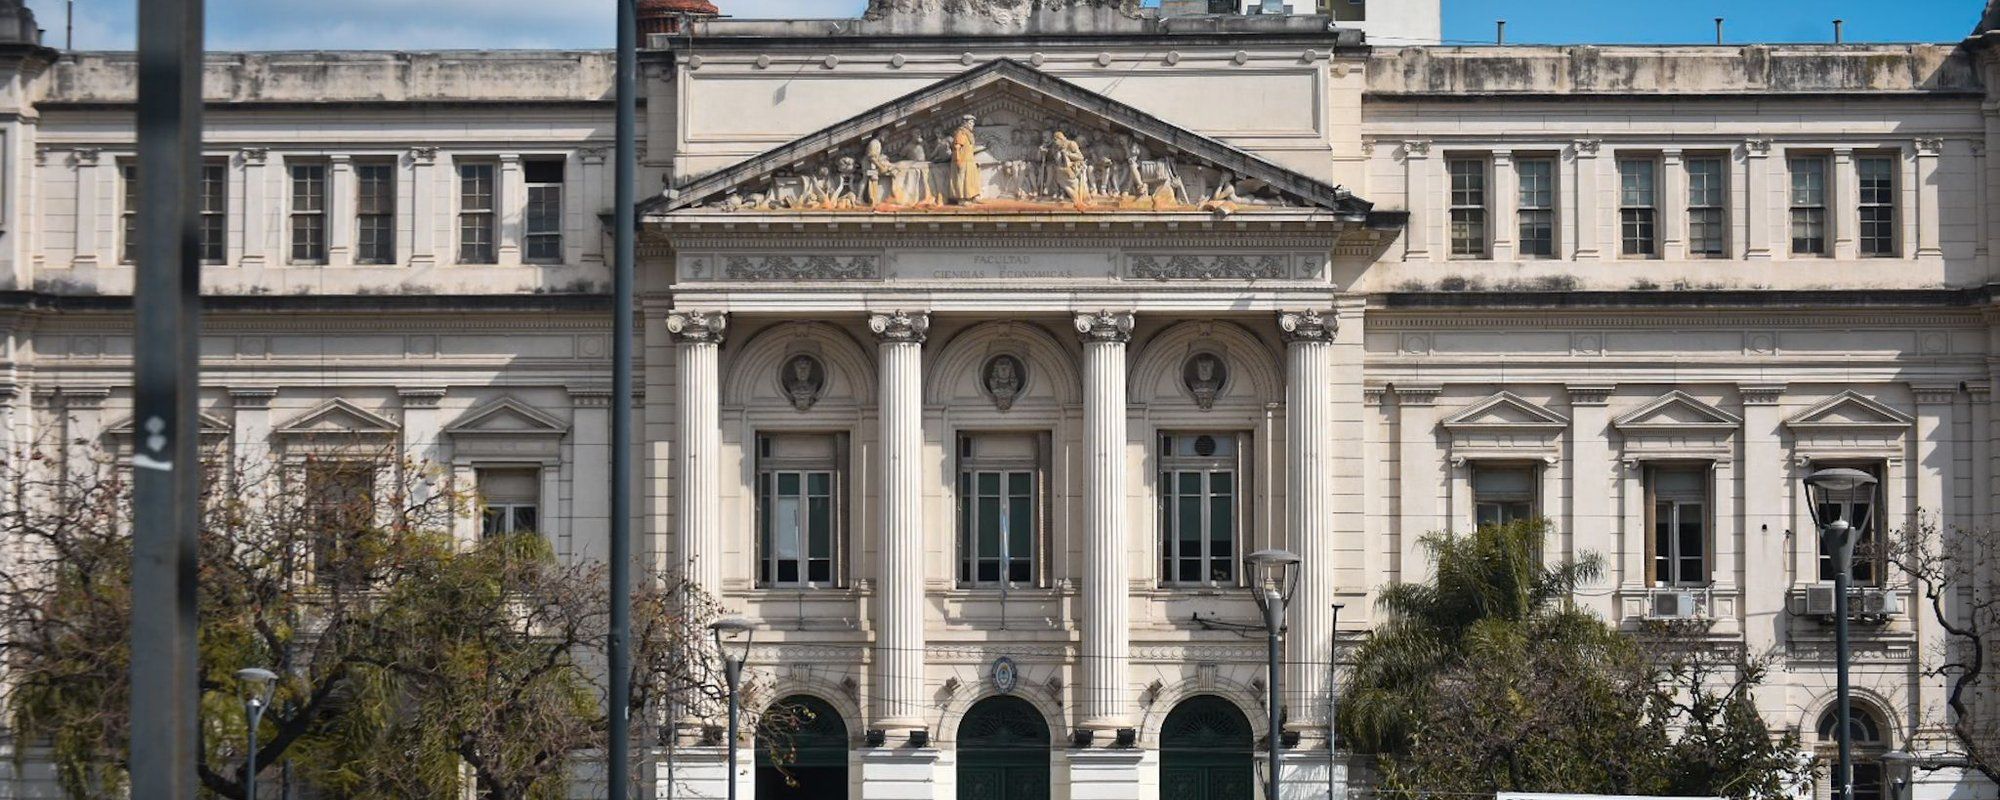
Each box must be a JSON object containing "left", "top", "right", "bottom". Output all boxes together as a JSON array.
[
  {"left": 870, "top": 311, "right": 930, "bottom": 733},
  {"left": 666, "top": 311, "right": 727, "bottom": 598},
  {"left": 1075, "top": 311, "right": 1134, "bottom": 732},
  {"left": 1280, "top": 310, "right": 1338, "bottom": 732}
]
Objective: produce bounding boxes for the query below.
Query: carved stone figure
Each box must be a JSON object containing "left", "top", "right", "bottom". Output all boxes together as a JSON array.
[
  {"left": 1183, "top": 353, "right": 1228, "bottom": 410},
  {"left": 948, "top": 115, "right": 984, "bottom": 203},
  {"left": 781, "top": 354, "right": 827, "bottom": 411},
  {"left": 1054, "top": 131, "right": 1090, "bottom": 203},
  {"left": 865, "top": 135, "right": 897, "bottom": 205},
  {"left": 982, "top": 354, "right": 1027, "bottom": 411}
]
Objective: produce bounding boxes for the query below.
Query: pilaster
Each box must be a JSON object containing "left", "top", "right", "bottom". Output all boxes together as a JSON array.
[
  {"left": 498, "top": 153, "right": 524, "bottom": 266},
  {"left": 1400, "top": 140, "right": 1432, "bottom": 261},
  {"left": 1914, "top": 138, "right": 1944, "bottom": 258},
  {"left": 1280, "top": 310, "right": 1337, "bottom": 733},
  {"left": 407, "top": 147, "right": 437, "bottom": 267},
  {"left": 239, "top": 148, "right": 270, "bottom": 267},
  {"left": 1564, "top": 384, "right": 1615, "bottom": 616},
  {"left": 70, "top": 148, "right": 103, "bottom": 267},
  {"left": 227, "top": 388, "right": 277, "bottom": 483},
  {"left": 1570, "top": 139, "right": 1603, "bottom": 261},
  {"left": 568, "top": 386, "right": 613, "bottom": 564},
  {"left": 1910, "top": 382, "right": 1958, "bottom": 742},
  {"left": 1394, "top": 383, "right": 1442, "bottom": 584},
  {"left": 327, "top": 154, "right": 354, "bottom": 264},
  {"left": 579, "top": 147, "right": 609, "bottom": 265},
  {"left": 1742, "top": 139, "right": 1773, "bottom": 260},
  {"left": 1738, "top": 384, "right": 1786, "bottom": 652},
  {"left": 1833, "top": 147, "right": 1858, "bottom": 260},
  {"left": 1491, "top": 149, "right": 1516, "bottom": 261},
  {"left": 1661, "top": 148, "right": 1687, "bottom": 260},
  {"left": 398, "top": 387, "right": 447, "bottom": 467},
  {"left": 667, "top": 311, "right": 727, "bottom": 597},
  {"left": 869, "top": 310, "right": 929, "bottom": 734},
  {"left": 1076, "top": 309, "right": 1134, "bottom": 733},
  {"left": 857, "top": 747, "right": 944, "bottom": 800}
]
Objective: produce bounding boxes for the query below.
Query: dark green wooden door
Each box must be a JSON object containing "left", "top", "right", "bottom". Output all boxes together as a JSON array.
[
  {"left": 757, "top": 695, "right": 849, "bottom": 800},
  {"left": 957, "top": 696, "right": 1050, "bottom": 800},
  {"left": 1160, "top": 696, "right": 1254, "bottom": 800}
]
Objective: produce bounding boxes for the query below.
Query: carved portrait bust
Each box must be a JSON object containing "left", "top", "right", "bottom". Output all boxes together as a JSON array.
[
  {"left": 1183, "top": 353, "right": 1228, "bottom": 411},
  {"left": 781, "top": 354, "right": 827, "bottom": 411},
  {"left": 982, "top": 354, "right": 1027, "bottom": 411}
]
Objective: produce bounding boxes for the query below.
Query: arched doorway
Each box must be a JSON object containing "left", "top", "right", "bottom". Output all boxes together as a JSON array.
[
  {"left": 956, "top": 695, "right": 1051, "bottom": 800},
  {"left": 1816, "top": 705, "right": 1889, "bottom": 800},
  {"left": 756, "top": 695, "right": 849, "bottom": 800},
  {"left": 1160, "top": 695, "right": 1255, "bottom": 800}
]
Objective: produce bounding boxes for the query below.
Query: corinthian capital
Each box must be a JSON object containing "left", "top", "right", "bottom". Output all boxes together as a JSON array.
[
  {"left": 1074, "top": 311, "right": 1134, "bottom": 344},
  {"left": 665, "top": 311, "right": 728, "bottom": 345},
  {"left": 868, "top": 311, "right": 930, "bottom": 344},
  {"left": 1277, "top": 310, "right": 1335, "bottom": 343}
]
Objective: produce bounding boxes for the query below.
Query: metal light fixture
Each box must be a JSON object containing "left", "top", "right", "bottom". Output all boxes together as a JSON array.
[
  {"left": 1801, "top": 467, "right": 1880, "bottom": 800},
  {"left": 234, "top": 667, "right": 278, "bottom": 800},
  {"left": 1244, "top": 548, "right": 1302, "bottom": 800},
  {"left": 709, "top": 616, "right": 755, "bottom": 800}
]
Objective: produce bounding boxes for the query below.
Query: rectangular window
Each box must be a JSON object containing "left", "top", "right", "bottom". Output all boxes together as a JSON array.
[
  {"left": 1448, "top": 158, "right": 1489, "bottom": 258},
  {"left": 1790, "top": 156, "right": 1829, "bottom": 256},
  {"left": 757, "top": 433, "right": 845, "bottom": 587},
  {"left": 1858, "top": 155, "right": 1897, "bottom": 258},
  {"left": 1686, "top": 156, "right": 1727, "bottom": 258},
  {"left": 957, "top": 433, "right": 1044, "bottom": 587},
  {"left": 524, "top": 159, "right": 564, "bottom": 263},
  {"left": 1516, "top": 158, "right": 1556, "bottom": 258},
  {"left": 458, "top": 161, "right": 497, "bottom": 264},
  {"left": 199, "top": 160, "right": 227, "bottom": 264},
  {"left": 477, "top": 467, "right": 540, "bottom": 537},
  {"left": 1619, "top": 158, "right": 1658, "bottom": 257},
  {"left": 1648, "top": 466, "right": 1710, "bottom": 587},
  {"left": 1159, "top": 433, "right": 1246, "bottom": 587},
  {"left": 1472, "top": 464, "right": 1537, "bottom": 528},
  {"left": 1814, "top": 461, "right": 1885, "bottom": 585},
  {"left": 289, "top": 161, "right": 327, "bottom": 263},
  {"left": 121, "top": 161, "right": 137, "bottom": 264},
  {"left": 306, "top": 462, "right": 374, "bottom": 585},
  {"left": 355, "top": 161, "right": 396, "bottom": 265}
]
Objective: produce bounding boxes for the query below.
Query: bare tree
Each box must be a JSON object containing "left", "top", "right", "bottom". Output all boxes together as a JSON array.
[{"left": 1885, "top": 514, "right": 2000, "bottom": 786}]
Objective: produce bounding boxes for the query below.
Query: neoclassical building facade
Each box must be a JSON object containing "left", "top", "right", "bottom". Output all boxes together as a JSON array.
[{"left": 2, "top": 0, "right": 1999, "bottom": 798}]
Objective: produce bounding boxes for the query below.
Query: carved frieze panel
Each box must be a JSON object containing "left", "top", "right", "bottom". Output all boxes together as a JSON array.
[{"left": 1126, "top": 253, "right": 1291, "bottom": 281}]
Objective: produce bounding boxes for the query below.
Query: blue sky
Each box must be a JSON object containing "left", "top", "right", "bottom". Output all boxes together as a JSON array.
[{"left": 23, "top": 0, "right": 1987, "bottom": 51}]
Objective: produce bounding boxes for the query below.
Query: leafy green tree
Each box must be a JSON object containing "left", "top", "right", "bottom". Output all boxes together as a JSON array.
[{"left": 1341, "top": 519, "right": 1806, "bottom": 800}]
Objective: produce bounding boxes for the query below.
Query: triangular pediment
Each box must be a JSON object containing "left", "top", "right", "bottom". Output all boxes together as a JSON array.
[
  {"left": 1442, "top": 392, "right": 1570, "bottom": 431},
  {"left": 1613, "top": 391, "right": 1742, "bottom": 432},
  {"left": 105, "top": 411, "right": 233, "bottom": 437},
  {"left": 653, "top": 59, "right": 1377, "bottom": 219},
  {"left": 274, "top": 399, "right": 400, "bottom": 438},
  {"left": 445, "top": 397, "right": 569, "bottom": 438},
  {"left": 1786, "top": 391, "right": 1913, "bottom": 430}
]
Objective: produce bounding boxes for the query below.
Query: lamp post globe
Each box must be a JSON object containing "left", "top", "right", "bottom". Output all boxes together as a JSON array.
[
  {"left": 1801, "top": 466, "right": 1880, "bottom": 800},
  {"left": 708, "top": 616, "right": 755, "bottom": 800},
  {"left": 1244, "top": 548, "right": 1301, "bottom": 800},
  {"left": 234, "top": 667, "right": 278, "bottom": 799}
]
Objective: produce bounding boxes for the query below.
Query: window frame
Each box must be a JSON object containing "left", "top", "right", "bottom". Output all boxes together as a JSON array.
[
  {"left": 1515, "top": 156, "right": 1558, "bottom": 259},
  {"left": 755, "top": 432, "right": 849, "bottom": 589},
  {"left": 303, "top": 460, "right": 376, "bottom": 586},
  {"left": 1789, "top": 154, "right": 1831, "bottom": 257},
  {"left": 354, "top": 159, "right": 398, "bottom": 266},
  {"left": 1471, "top": 461, "right": 1540, "bottom": 529},
  {"left": 1685, "top": 154, "right": 1729, "bottom": 259},
  {"left": 1617, "top": 156, "right": 1660, "bottom": 258},
  {"left": 287, "top": 159, "right": 329, "bottom": 265},
  {"left": 120, "top": 160, "right": 138, "bottom": 264},
  {"left": 475, "top": 466, "right": 541, "bottom": 538},
  {"left": 1446, "top": 156, "right": 1491, "bottom": 259},
  {"left": 1856, "top": 153, "right": 1898, "bottom": 258},
  {"left": 955, "top": 431, "right": 1049, "bottom": 589},
  {"left": 1644, "top": 463, "right": 1712, "bottom": 588},
  {"left": 457, "top": 159, "right": 499, "bottom": 265},
  {"left": 523, "top": 158, "right": 564, "bottom": 264},
  {"left": 1158, "top": 431, "right": 1250, "bottom": 589}
]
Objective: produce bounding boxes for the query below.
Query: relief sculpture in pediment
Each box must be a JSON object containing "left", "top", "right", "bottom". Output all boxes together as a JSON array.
[{"left": 703, "top": 104, "right": 1295, "bottom": 215}]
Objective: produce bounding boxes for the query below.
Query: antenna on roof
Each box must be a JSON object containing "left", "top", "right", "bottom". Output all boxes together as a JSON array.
[
  {"left": 65, "top": 0, "right": 72, "bottom": 50},
  {"left": 1495, "top": 19, "right": 1505, "bottom": 45}
]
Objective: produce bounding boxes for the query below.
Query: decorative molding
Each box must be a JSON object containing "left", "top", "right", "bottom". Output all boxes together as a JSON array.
[
  {"left": 68, "top": 148, "right": 101, "bottom": 167},
  {"left": 105, "top": 411, "right": 232, "bottom": 438},
  {"left": 1442, "top": 391, "right": 1570, "bottom": 432},
  {"left": 569, "top": 386, "right": 615, "bottom": 407},
  {"left": 1739, "top": 384, "right": 1787, "bottom": 406},
  {"left": 407, "top": 147, "right": 437, "bottom": 165},
  {"left": 61, "top": 388, "right": 111, "bottom": 409},
  {"left": 1572, "top": 139, "right": 1602, "bottom": 157},
  {"left": 229, "top": 388, "right": 278, "bottom": 409},
  {"left": 445, "top": 396, "right": 569, "bottom": 439},
  {"left": 1613, "top": 390, "right": 1743, "bottom": 433},
  {"left": 1911, "top": 384, "right": 1959, "bottom": 406},
  {"left": 397, "top": 387, "right": 447, "bottom": 409},
  {"left": 579, "top": 147, "right": 609, "bottom": 165},
  {"left": 723, "top": 254, "right": 881, "bottom": 281},
  {"left": 1744, "top": 138, "right": 1774, "bottom": 157},
  {"left": 1127, "top": 253, "right": 1288, "bottom": 281},
  {"left": 1400, "top": 139, "right": 1432, "bottom": 158},
  {"left": 665, "top": 311, "right": 728, "bottom": 345},
  {"left": 1362, "top": 385, "right": 1388, "bottom": 407},
  {"left": 1276, "top": 309, "right": 1334, "bottom": 344},
  {"left": 238, "top": 147, "right": 269, "bottom": 166},
  {"left": 1913, "top": 138, "right": 1945, "bottom": 156},
  {"left": 1074, "top": 311, "right": 1134, "bottom": 344},
  {"left": 1786, "top": 391, "right": 1912, "bottom": 430},
  {"left": 1392, "top": 384, "right": 1442, "bottom": 406},
  {"left": 273, "top": 398, "right": 400, "bottom": 439},
  {"left": 1566, "top": 385, "right": 1614, "bottom": 407},
  {"left": 869, "top": 310, "right": 931, "bottom": 344}
]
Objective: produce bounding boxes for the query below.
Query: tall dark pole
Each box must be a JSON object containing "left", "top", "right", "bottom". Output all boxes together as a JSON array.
[
  {"left": 1328, "top": 603, "right": 1343, "bottom": 800},
  {"left": 129, "top": 0, "right": 204, "bottom": 798},
  {"left": 1263, "top": 594, "right": 1284, "bottom": 800},
  {"left": 610, "top": 0, "right": 637, "bottom": 798},
  {"left": 1831, "top": 520, "right": 1855, "bottom": 800},
  {"left": 724, "top": 659, "right": 741, "bottom": 800}
]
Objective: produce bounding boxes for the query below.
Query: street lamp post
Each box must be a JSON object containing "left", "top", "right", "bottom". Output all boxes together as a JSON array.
[
  {"left": 709, "top": 617, "right": 755, "bottom": 800},
  {"left": 1246, "top": 549, "right": 1302, "bottom": 800},
  {"left": 1803, "top": 467, "right": 1880, "bottom": 800},
  {"left": 234, "top": 667, "right": 278, "bottom": 800}
]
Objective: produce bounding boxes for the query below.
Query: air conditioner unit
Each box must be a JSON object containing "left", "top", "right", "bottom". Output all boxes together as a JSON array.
[
  {"left": 1804, "top": 584, "right": 1839, "bottom": 617},
  {"left": 1855, "top": 587, "right": 1902, "bottom": 617},
  {"left": 1646, "top": 589, "right": 1700, "bottom": 620}
]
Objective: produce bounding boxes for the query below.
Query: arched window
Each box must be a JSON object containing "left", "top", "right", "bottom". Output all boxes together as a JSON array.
[
  {"left": 1160, "top": 695, "right": 1255, "bottom": 800},
  {"left": 957, "top": 695, "right": 1050, "bottom": 800},
  {"left": 1816, "top": 706, "right": 1889, "bottom": 800},
  {"left": 756, "top": 695, "right": 849, "bottom": 800}
]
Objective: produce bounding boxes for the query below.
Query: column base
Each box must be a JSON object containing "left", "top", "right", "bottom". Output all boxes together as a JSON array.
[
  {"left": 858, "top": 747, "right": 945, "bottom": 800},
  {"left": 1069, "top": 747, "right": 1154, "bottom": 800},
  {"left": 654, "top": 745, "right": 750, "bottom": 800},
  {"left": 1256, "top": 750, "right": 1358, "bottom": 800}
]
